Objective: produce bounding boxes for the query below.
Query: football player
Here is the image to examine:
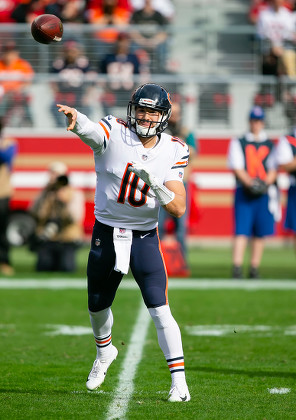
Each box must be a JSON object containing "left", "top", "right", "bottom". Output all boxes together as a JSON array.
[
  {"left": 276, "top": 130, "right": 296, "bottom": 252},
  {"left": 57, "top": 83, "right": 190, "bottom": 402}
]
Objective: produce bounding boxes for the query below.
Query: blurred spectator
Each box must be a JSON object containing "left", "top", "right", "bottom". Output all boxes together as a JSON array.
[
  {"left": 129, "top": 0, "right": 169, "bottom": 73},
  {"left": 85, "top": 0, "right": 130, "bottom": 55},
  {"left": 11, "top": 0, "right": 56, "bottom": 23},
  {"left": 130, "top": 0, "right": 175, "bottom": 21},
  {"left": 99, "top": 31, "right": 142, "bottom": 116},
  {"left": 46, "top": 0, "right": 87, "bottom": 23},
  {"left": 50, "top": 40, "right": 96, "bottom": 127},
  {"left": 86, "top": 0, "right": 131, "bottom": 11},
  {"left": 227, "top": 106, "right": 278, "bottom": 279},
  {"left": 248, "top": 0, "right": 294, "bottom": 24},
  {"left": 276, "top": 130, "right": 296, "bottom": 252},
  {"left": 282, "top": 85, "right": 296, "bottom": 126},
  {"left": 11, "top": 0, "right": 87, "bottom": 23},
  {"left": 249, "top": 1, "right": 269, "bottom": 24},
  {"left": 30, "top": 161, "right": 85, "bottom": 272},
  {"left": 0, "top": 41, "right": 34, "bottom": 127},
  {"left": 0, "top": 117, "right": 17, "bottom": 276},
  {"left": 158, "top": 101, "right": 197, "bottom": 269},
  {"left": 256, "top": 0, "right": 296, "bottom": 77},
  {"left": 0, "top": 0, "right": 20, "bottom": 23}
]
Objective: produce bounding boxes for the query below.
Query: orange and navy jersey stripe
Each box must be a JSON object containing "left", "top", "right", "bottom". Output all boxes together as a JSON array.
[
  {"left": 171, "top": 153, "right": 189, "bottom": 169},
  {"left": 171, "top": 136, "right": 186, "bottom": 146},
  {"left": 98, "top": 117, "right": 112, "bottom": 149},
  {"left": 167, "top": 356, "right": 185, "bottom": 373},
  {"left": 95, "top": 333, "right": 112, "bottom": 348},
  {"left": 99, "top": 117, "right": 112, "bottom": 139}
]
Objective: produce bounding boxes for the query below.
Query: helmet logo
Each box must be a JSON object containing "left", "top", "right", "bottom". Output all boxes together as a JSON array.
[{"left": 139, "top": 98, "right": 157, "bottom": 106}]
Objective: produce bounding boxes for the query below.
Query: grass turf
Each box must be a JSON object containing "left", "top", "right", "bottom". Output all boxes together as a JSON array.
[
  {"left": 0, "top": 245, "right": 295, "bottom": 418},
  {"left": 0, "top": 283, "right": 295, "bottom": 419}
]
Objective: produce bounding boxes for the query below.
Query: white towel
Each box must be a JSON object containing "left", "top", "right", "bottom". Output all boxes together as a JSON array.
[{"left": 113, "top": 227, "right": 133, "bottom": 274}]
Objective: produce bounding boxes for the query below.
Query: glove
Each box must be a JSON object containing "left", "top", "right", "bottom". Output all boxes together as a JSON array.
[
  {"left": 128, "top": 161, "right": 155, "bottom": 186},
  {"left": 128, "top": 161, "right": 175, "bottom": 205},
  {"left": 245, "top": 177, "right": 268, "bottom": 197}
]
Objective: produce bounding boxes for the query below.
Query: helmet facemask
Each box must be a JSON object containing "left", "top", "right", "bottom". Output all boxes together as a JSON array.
[{"left": 128, "top": 103, "right": 171, "bottom": 138}]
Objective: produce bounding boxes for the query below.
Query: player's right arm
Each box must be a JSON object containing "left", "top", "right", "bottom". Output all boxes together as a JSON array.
[{"left": 56, "top": 104, "right": 109, "bottom": 153}]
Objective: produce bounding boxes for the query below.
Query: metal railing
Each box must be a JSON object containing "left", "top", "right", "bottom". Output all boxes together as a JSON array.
[
  {"left": 0, "top": 23, "right": 261, "bottom": 75},
  {"left": 1, "top": 72, "right": 295, "bottom": 133},
  {"left": 1, "top": 23, "right": 295, "bottom": 133}
]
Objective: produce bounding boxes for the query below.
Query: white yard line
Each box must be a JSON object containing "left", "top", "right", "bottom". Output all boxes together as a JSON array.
[
  {"left": 1, "top": 279, "right": 296, "bottom": 290},
  {"left": 106, "top": 300, "right": 150, "bottom": 420}
]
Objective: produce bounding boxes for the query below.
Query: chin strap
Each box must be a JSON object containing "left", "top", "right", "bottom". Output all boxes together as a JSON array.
[
  {"left": 128, "top": 161, "right": 175, "bottom": 206},
  {"left": 135, "top": 122, "right": 157, "bottom": 137}
]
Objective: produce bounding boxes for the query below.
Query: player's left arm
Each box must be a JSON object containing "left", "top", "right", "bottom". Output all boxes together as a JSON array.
[
  {"left": 129, "top": 140, "right": 188, "bottom": 218},
  {"left": 162, "top": 180, "right": 186, "bottom": 218}
]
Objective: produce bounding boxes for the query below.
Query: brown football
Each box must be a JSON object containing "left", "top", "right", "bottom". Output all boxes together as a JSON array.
[{"left": 31, "top": 14, "right": 63, "bottom": 45}]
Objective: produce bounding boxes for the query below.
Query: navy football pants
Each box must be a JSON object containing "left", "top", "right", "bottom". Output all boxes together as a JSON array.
[{"left": 87, "top": 220, "right": 168, "bottom": 312}]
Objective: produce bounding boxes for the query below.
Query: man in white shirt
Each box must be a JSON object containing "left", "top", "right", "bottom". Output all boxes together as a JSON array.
[
  {"left": 256, "top": 0, "right": 296, "bottom": 77},
  {"left": 227, "top": 106, "right": 278, "bottom": 279},
  {"left": 57, "top": 83, "right": 190, "bottom": 402}
]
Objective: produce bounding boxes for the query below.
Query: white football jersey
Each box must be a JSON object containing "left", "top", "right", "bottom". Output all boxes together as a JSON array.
[{"left": 73, "top": 112, "right": 189, "bottom": 230}]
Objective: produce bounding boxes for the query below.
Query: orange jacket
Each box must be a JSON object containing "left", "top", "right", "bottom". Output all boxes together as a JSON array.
[
  {"left": 0, "top": 57, "right": 34, "bottom": 94},
  {"left": 87, "top": 6, "right": 130, "bottom": 43}
]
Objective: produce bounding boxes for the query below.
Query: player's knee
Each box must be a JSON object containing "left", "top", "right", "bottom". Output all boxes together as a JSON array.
[
  {"left": 88, "top": 293, "right": 112, "bottom": 312},
  {"left": 148, "top": 304, "right": 175, "bottom": 329}
]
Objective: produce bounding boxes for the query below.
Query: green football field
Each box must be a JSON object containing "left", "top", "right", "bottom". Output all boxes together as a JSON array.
[{"left": 0, "top": 246, "right": 295, "bottom": 419}]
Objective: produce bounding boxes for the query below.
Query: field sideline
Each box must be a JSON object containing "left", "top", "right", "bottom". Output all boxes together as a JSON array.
[
  {"left": 5, "top": 244, "right": 296, "bottom": 279},
  {"left": 1, "top": 278, "right": 296, "bottom": 289}
]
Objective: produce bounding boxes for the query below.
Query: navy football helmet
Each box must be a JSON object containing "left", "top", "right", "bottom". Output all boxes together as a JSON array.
[{"left": 127, "top": 84, "right": 172, "bottom": 138}]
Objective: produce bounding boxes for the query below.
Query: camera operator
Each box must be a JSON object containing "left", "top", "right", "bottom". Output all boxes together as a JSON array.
[{"left": 30, "top": 162, "right": 85, "bottom": 272}]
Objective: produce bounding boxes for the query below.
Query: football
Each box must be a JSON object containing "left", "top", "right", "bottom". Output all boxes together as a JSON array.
[{"left": 31, "top": 14, "right": 63, "bottom": 45}]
